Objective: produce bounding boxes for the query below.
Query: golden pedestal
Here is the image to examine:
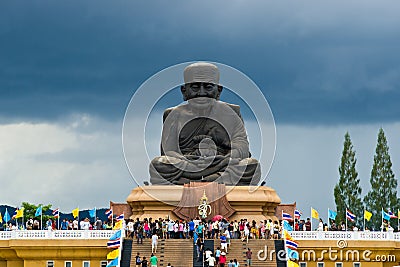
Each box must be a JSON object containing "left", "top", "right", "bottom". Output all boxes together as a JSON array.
[{"left": 126, "top": 185, "right": 281, "bottom": 222}]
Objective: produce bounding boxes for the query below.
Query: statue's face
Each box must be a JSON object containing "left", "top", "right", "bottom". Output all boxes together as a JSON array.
[{"left": 181, "top": 82, "right": 222, "bottom": 101}]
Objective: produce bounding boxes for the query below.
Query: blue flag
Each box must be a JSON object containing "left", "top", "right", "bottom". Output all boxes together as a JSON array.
[
  {"left": 3, "top": 208, "right": 11, "bottom": 223},
  {"left": 283, "top": 220, "right": 293, "bottom": 231},
  {"left": 106, "top": 257, "right": 119, "bottom": 267},
  {"left": 328, "top": 209, "right": 337, "bottom": 220},
  {"left": 382, "top": 210, "right": 391, "bottom": 221},
  {"left": 109, "top": 230, "right": 122, "bottom": 241},
  {"left": 35, "top": 206, "right": 42, "bottom": 217},
  {"left": 89, "top": 208, "right": 96, "bottom": 218}
]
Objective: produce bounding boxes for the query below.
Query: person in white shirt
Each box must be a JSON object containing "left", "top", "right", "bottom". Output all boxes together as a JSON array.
[
  {"left": 205, "top": 254, "right": 216, "bottom": 267},
  {"left": 151, "top": 233, "right": 159, "bottom": 253},
  {"left": 317, "top": 219, "right": 324, "bottom": 231}
]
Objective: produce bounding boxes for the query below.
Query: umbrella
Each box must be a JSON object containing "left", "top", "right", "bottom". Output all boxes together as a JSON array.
[{"left": 212, "top": 215, "right": 223, "bottom": 222}]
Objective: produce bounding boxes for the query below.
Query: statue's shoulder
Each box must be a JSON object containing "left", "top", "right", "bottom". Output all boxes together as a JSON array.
[
  {"left": 162, "top": 104, "right": 189, "bottom": 122},
  {"left": 219, "top": 101, "right": 241, "bottom": 116}
]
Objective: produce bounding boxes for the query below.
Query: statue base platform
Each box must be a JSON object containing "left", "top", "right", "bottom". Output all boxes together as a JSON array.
[{"left": 126, "top": 184, "right": 281, "bottom": 222}]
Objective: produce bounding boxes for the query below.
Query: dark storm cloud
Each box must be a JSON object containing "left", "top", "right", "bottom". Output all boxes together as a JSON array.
[{"left": 1, "top": 0, "right": 400, "bottom": 124}]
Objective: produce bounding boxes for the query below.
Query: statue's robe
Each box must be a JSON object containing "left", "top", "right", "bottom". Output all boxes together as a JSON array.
[{"left": 150, "top": 99, "right": 260, "bottom": 185}]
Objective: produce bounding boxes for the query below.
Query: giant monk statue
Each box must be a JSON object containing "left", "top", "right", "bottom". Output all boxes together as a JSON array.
[{"left": 149, "top": 62, "right": 261, "bottom": 186}]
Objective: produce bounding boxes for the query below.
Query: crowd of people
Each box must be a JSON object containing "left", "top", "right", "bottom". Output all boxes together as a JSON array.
[{"left": 2, "top": 217, "right": 113, "bottom": 231}]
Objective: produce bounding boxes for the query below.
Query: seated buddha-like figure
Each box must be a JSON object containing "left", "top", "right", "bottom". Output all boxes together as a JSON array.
[{"left": 149, "top": 62, "right": 260, "bottom": 186}]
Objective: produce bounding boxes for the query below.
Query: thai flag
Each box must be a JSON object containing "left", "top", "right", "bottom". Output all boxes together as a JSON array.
[
  {"left": 282, "top": 212, "right": 293, "bottom": 221},
  {"left": 285, "top": 240, "right": 298, "bottom": 250},
  {"left": 115, "top": 214, "right": 124, "bottom": 221},
  {"left": 107, "top": 239, "right": 121, "bottom": 249},
  {"left": 346, "top": 209, "right": 356, "bottom": 222},
  {"left": 388, "top": 209, "right": 398, "bottom": 219},
  {"left": 105, "top": 209, "right": 113, "bottom": 219},
  {"left": 294, "top": 210, "right": 302, "bottom": 219},
  {"left": 52, "top": 208, "right": 60, "bottom": 218}
]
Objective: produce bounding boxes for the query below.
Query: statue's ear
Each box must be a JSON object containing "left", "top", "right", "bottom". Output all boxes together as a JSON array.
[
  {"left": 181, "top": 85, "right": 188, "bottom": 101},
  {"left": 216, "top": 85, "right": 223, "bottom": 100}
]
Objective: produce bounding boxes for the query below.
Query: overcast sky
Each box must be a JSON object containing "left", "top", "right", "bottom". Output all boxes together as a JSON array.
[{"left": 1, "top": 0, "right": 400, "bottom": 222}]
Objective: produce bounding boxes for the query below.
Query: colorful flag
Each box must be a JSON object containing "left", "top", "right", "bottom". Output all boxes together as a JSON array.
[
  {"left": 328, "top": 209, "right": 337, "bottom": 220},
  {"left": 107, "top": 239, "right": 121, "bottom": 249},
  {"left": 285, "top": 240, "right": 299, "bottom": 250},
  {"left": 346, "top": 209, "right": 356, "bottom": 222},
  {"left": 109, "top": 230, "right": 122, "bottom": 241},
  {"left": 72, "top": 208, "right": 79, "bottom": 218},
  {"left": 89, "top": 208, "right": 96, "bottom": 218},
  {"left": 105, "top": 209, "right": 113, "bottom": 219},
  {"left": 287, "top": 260, "right": 299, "bottom": 267},
  {"left": 35, "top": 206, "right": 42, "bottom": 217},
  {"left": 294, "top": 210, "right": 302, "bottom": 219},
  {"left": 0, "top": 212, "right": 2, "bottom": 224},
  {"left": 115, "top": 214, "right": 124, "bottom": 221},
  {"left": 364, "top": 210, "right": 372, "bottom": 221},
  {"left": 107, "top": 249, "right": 120, "bottom": 260},
  {"left": 283, "top": 230, "right": 294, "bottom": 241},
  {"left": 113, "top": 220, "right": 123, "bottom": 230},
  {"left": 311, "top": 208, "right": 319, "bottom": 219},
  {"left": 388, "top": 209, "right": 398, "bottom": 219},
  {"left": 398, "top": 209, "right": 400, "bottom": 219},
  {"left": 282, "top": 212, "right": 293, "bottom": 221},
  {"left": 14, "top": 208, "right": 24, "bottom": 219},
  {"left": 382, "top": 210, "right": 391, "bottom": 221},
  {"left": 52, "top": 208, "right": 59, "bottom": 218},
  {"left": 283, "top": 220, "right": 293, "bottom": 231},
  {"left": 286, "top": 248, "right": 299, "bottom": 260},
  {"left": 106, "top": 258, "right": 119, "bottom": 267},
  {"left": 3, "top": 209, "right": 11, "bottom": 223}
]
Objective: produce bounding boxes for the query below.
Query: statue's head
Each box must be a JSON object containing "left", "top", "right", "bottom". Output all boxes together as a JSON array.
[{"left": 181, "top": 62, "right": 223, "bottom": 101}]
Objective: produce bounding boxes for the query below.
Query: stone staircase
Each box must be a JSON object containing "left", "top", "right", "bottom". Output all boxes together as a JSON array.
[
  {"left": 130, "top": 238, "right": 284, "bottom": 267},
  {"left": 130, "top": 238, "right": 193, "bottom": 267},
  {"left": 214, "top": 239, "right": 281, "bottom": 267}
]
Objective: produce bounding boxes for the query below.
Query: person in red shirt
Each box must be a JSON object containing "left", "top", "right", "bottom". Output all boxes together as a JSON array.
[{"left": 219, "top": 252, "right": 227, "bottom": 267}]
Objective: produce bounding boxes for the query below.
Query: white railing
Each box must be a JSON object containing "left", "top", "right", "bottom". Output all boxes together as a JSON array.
[
  {"left": 288, "top": 231, "right": 400, "bottom": 241},
  {"left": 0, "top": 230, "right": 116, "bottom": 240}
]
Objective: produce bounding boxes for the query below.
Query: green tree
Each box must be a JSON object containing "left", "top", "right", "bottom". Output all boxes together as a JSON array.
[
  {"left": 364, "top": 128, "right": 399, "bottom": 230},
  {"left": 21, "top": 202, "right": 54, "bottom": 229},
  {"left": 334, "top": 132, "right": 363, "bottom": 228}
]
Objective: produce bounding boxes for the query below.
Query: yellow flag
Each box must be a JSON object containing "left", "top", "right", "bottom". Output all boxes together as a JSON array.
[
  {"left": 113, "top": 220, "right": 123, "bottom": 230},
  {"left": 398, "top": 209, "right": 400, "bottom": 219},
  {"left": 287, "top": 260, "right": 299, "bottom": 267},
  {"left": 0, "top": 212, "right": 3, "bottom": 223},
  {"left": 107, "top": 249, "right": 120, "bottom": 260},
  {"left": 364, "top": 210, "right": 372, "bottom": 221},
  {"left": 15, "top": 208, "right": 24, "bottom": 219},
  {"left": 72, "top": 208, "right": 79, "bottom": 218},
  {"left": 311, "top": 208, "right": 319, "bottom": 219},
  {"left": 283, "top": 230, "right": 294, "bottom": 241}
]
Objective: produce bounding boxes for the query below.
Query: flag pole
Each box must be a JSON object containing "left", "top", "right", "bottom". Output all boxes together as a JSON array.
[
  {"left": 345, "top": 208, "right": 348, "bottom": 232},
  {"left": 363, "top": 208, "right": 366, "bottom": 231},
  {"left": 41, "top": 205, "right": 43, "bottom": 230},
  {"left": 327, "top": 208, "right": 329, "bottom": 229},
  {"left": 381, "top": 208, "right": 384, "bottom": 232},
  {"left": 293, "top": 207, "right": 296, "bottom": 231},
  {"left": 310, "top": 207, "right": 313, "bottom": 231},
  {"left": 58, "top": 207, "right": 60, "bottom": 230},
  {"left": 398, "top": 209, "right": 399, "bottom": 232}
]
